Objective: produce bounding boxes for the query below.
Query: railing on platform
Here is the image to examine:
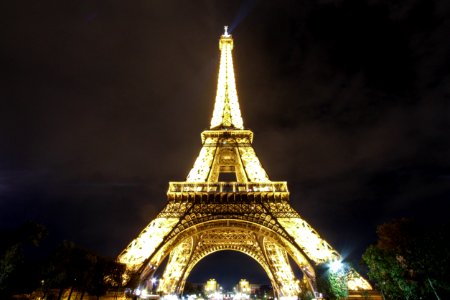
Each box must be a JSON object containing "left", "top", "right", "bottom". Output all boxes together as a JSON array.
[{"left": 168, "top": 182, "right": 288, "bottom": 193}]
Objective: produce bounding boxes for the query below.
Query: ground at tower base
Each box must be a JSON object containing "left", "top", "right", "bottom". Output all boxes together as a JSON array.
[{"left": 23, "top": 279, "right": 382, "bottom": 300}]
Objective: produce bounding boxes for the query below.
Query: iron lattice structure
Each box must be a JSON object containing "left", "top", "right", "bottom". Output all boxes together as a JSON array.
[{"left": 118, "top": 27, "right": 372, "bottom": 298}]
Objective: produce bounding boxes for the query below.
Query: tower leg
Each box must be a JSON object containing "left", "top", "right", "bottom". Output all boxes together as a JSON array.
[
  {"left": 260, "top": 239, "right": 300, "bottom": 299},
  {"left": 157, "top": 237, "right": 195, "bottom": 295}
]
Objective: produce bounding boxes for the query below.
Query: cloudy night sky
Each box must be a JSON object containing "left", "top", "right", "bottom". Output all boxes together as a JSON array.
[{"left": 1, "top": 0, "right": 449, "bottom": 288}]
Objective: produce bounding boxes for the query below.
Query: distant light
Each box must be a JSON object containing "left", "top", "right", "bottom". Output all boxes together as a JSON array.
[
  {"left": 162, "top": 295, "right": 179, "bottom": 300},
  {"left": 279, "top": 297, "right": 298, "bottom": 300},
  {"left": 151, "top": 277, "right": 157, "bottom": 284}
]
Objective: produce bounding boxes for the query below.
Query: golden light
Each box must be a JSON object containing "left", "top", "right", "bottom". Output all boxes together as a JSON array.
[
  {"left": 117, "top": 26, "right": 374, "bottom": 298},
  {"left": 210, "top": 30, "right": 243, "bottom": 130}
]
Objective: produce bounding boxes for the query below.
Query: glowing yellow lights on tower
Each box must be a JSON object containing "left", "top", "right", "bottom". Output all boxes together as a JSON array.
[
  {"left": 118, "top": 27, "right": 375, "bottom": 299},
  {"left": 210, "top": 25, "right": 244, "bottom": 130}
]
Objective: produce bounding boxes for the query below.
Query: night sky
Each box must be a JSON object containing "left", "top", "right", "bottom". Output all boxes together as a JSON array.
[{"left": 1, "top": 0, "right": 450, "bottom": 289}]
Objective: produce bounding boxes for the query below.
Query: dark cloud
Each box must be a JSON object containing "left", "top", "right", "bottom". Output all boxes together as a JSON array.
[{"left": 1, "top": 0, "right": 449, "bottom": 285}]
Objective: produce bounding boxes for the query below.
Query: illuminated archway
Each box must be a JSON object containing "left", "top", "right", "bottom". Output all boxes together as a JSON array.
[
  {"left": 138, "top": 219, "right": 316, "bottom": 298},
  {"left": 185, "top": 250, "right": 271, "bottom": 289}
]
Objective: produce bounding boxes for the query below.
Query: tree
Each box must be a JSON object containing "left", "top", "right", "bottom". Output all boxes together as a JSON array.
[
  {"left": 87, "top": 257, "right": 126, "bottom": 299},
  {"left": 0, "top": 222, "right": 47, "bottom": 298},
  {"left": 362, "top": 218, "right": 450, "bottom": 299},
  {"left": 43, "top": 241, "right": 84, "bottom": 299},
  {"left": 363, "top": 245, "right": 417, "bottom": 299},
  {"left": 43, "top": 241, "right": 126, "bottom": 300},
  {"left": 316, "top": 263, "right": 348, "bottom": 300}
]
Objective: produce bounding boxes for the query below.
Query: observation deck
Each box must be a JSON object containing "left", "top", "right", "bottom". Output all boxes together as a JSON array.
[{"left": 168, "top": 181, "right": 288, "bottom": 194}]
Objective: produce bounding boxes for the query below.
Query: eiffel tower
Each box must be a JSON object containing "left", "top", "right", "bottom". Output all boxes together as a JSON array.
[{"left": 118, "top": 27, "right": 373, "bottom": 298}]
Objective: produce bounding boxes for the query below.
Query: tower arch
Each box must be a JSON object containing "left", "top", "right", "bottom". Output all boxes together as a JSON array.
[
  {"left": 138, "top": 219, "right": 317, "bottom": 297},
  {"left": 177, "top": 242, "right": 275, "bottom": 294}
]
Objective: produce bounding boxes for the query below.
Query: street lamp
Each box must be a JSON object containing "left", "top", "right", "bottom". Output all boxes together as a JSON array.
[
  {"left": 328, "top": 260, "right": 348, "bottom": 299},
  {"left": 329, "top": 260, "right": 343, "bottom": 273}
]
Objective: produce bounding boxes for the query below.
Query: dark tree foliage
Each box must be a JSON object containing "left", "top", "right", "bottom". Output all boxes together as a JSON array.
[
  {"left": 0, "top": 223, "right": 125, "bottom": 299},
  {"left": 86, "top": 256, "right": 125, "bottom": 299},
  {"left": 362, "top": 218, "right": 450, "bottom": 299},
  {"left": 0, "top": 222, "right": 47, "bottom": 298},
  {"left": 43, "top": 241, "right": 125, "bottom": 300}
]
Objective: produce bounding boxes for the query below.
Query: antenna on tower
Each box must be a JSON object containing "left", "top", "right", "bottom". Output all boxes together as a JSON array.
[{"left": 224, "top": 25, "right": 229, "bottom": 36}]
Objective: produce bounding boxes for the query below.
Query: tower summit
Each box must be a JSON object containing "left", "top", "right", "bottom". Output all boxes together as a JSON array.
[
  {"left": 185, "top": 25, "right": 269, "bottom": 183},
  {"left": 210, "top": 26, "right": 244, "bottom": 130},
  {"left": 118, "top": 29, "right": 374, "bottom": 299}
]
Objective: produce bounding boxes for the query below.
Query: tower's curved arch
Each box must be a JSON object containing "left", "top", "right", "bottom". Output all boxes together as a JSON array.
[{"left": 138, "top": 219, "right": 317, "bottom": 297}]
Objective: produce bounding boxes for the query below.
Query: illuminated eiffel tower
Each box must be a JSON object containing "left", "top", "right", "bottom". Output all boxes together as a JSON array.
[{"left": 118, "top": 27, "right": 373, "bottom": 298}]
